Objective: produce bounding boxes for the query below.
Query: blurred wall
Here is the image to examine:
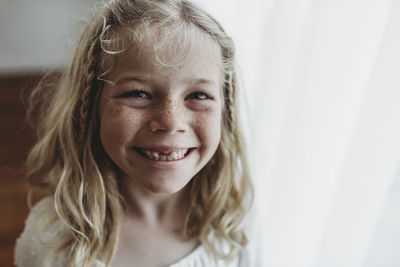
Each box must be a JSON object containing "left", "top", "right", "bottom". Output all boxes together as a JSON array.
[
  {"left": 0, "top": 74, "right": 39, "bottom": 267},
  {"left": 0, "top": 0, "right": 99, "bottom": 73},
  {"left": 0, "top": 1, "right": 98, "bottom": 266}
]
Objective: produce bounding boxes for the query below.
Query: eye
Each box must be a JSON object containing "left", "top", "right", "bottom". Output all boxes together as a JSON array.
[
  {"left": 117, "top": 89, "right": 151, "bottom": 99},
  {"left": 186, "top": 91, "right": 213, "bottom": 100}
]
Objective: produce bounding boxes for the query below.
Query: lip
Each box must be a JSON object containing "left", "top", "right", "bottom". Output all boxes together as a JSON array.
[{"left": 131, "top": 146, "right": 196, "bottom": 170}]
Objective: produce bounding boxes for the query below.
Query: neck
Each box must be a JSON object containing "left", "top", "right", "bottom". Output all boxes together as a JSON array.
[{"left": 118, "top": 173, "right": 189, "bottom": 229}]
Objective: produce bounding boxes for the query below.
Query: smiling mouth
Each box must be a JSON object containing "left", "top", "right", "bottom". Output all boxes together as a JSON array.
[{"left": 134, "top": 147, "right": 194, "bottom": 161}]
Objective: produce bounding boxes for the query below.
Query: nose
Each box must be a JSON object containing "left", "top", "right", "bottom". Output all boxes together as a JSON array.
[{"left": 149, "top": 98, "right": 187, "bottom": 134}]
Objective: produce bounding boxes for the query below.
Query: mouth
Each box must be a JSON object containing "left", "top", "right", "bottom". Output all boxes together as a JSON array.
[{"left": 134, "top": 147, "right": 194, "bottom": 161}]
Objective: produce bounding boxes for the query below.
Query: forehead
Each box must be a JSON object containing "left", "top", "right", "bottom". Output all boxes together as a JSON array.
[{"left": 105, "top": 27, "right": 223, "bottom": 84}]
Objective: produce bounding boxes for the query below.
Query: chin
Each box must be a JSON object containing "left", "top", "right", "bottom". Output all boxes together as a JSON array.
[{"left": 145, "top": 179, "right": 190, "bottom": 195}]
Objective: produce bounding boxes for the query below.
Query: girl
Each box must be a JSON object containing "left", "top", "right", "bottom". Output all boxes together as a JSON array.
[{"left": 15, "top": 0, "right": 252, "bottom": 266}]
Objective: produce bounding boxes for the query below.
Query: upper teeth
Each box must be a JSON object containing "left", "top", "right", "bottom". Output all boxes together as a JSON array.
[{"left": 141, "top": 148, "right": 189, "bottom": 161}]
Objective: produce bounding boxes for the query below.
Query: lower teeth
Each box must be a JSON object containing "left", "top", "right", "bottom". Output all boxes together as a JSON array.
[{"left": 141, "top": 149, "right": 190, "bottom": 161}]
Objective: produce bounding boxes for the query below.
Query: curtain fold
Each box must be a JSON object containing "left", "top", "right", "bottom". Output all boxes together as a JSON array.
[{"left": 196, "top": 0, "right": 400, "bottom": 266}]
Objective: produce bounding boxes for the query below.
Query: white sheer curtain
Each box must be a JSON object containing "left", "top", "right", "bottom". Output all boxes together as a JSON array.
[{"left": 196, "top": 0, "right": 400, "bottom": 266}]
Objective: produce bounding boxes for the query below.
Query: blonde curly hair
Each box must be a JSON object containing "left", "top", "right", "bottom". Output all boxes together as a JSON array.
[{"left": 26, "top": 0, "right": 252, "bottom": 266}]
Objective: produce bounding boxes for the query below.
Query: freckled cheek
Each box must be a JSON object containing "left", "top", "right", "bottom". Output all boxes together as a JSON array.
[
  {"left": 99, "top": 104, "right": 145, "bottom": 148},
  {"left": 193, "top": 109, "right": 222, "bottom": 149}
]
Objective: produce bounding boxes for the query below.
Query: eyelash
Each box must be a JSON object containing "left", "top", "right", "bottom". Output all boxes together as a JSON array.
[
  {"left": 118, "top": 89, "right": 150, "bottom": 99},
  {"left": 186, "top": 91, "right": 213, "bottom": 100}
]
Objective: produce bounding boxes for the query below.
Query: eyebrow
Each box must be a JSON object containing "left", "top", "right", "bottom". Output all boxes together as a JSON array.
[
  {"left": 115, "top": 75, "right": 149, "bottom": 85},
  {"left": 190, "top": 78, "right": 218, "bottom": 86},
  {"left": 115, "top": 75, "right": 219, "bottom": 87}
]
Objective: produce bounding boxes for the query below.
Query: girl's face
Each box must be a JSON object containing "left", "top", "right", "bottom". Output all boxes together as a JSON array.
[{"left": 99, "top": 34, "right": 223, "bottom": 194}]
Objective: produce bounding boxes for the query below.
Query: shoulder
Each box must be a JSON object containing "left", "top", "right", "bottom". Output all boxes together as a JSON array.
[
  {"left": 14, "top": 197, "right": 68, "bottom": 267},
  {"left": 170, "top": 236, "right": 247, "bottom": 267},
  {"left": 238, "top": 247, "right": 250, "bottom": 267},
  {"left": 169, "top": 245, "right": 239, "bottom": 267}
]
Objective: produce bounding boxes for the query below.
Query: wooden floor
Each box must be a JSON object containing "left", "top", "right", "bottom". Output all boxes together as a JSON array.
[{"left": 0, "top": 73, "right": 42, "bottom": 267}]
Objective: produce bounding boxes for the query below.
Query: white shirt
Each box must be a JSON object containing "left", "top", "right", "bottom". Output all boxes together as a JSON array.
[{"left": 14, "top": 197, "right": 248, "bottom": 267}]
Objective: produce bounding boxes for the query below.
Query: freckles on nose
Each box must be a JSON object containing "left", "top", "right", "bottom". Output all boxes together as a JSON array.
[{"left": 160, "top": 99, "right": 177, "bottom": 117}]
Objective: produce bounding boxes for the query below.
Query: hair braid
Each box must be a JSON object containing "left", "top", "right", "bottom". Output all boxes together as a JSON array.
[
  {"left": 78, "top": 37, "right": 101, "bottom": 150},
  {"left": 224, "top": 71, "right": 236, "bottom": 134}
]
